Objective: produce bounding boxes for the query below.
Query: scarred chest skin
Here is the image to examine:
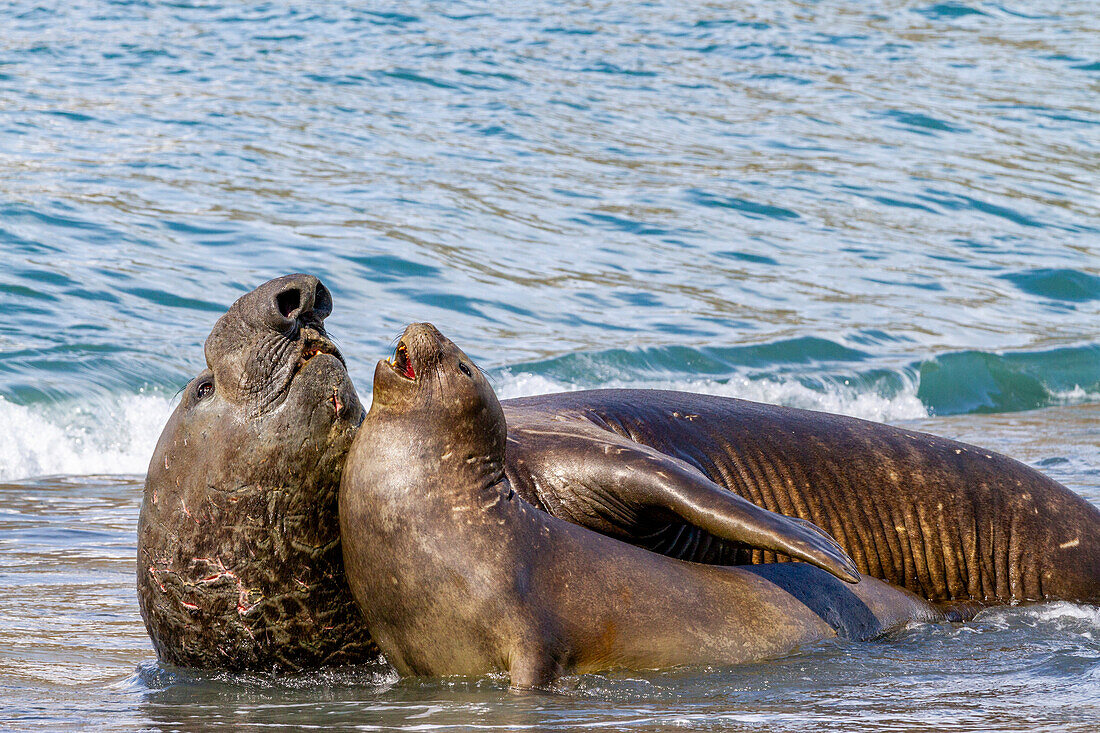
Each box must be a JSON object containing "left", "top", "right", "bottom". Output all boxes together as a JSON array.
[{"left": 137, "top": 274, "right": 377, "bottom": 672}]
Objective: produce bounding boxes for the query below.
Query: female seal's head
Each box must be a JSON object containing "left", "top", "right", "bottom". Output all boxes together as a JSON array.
[{"left": 369, "top": 322, "right": 506, "bottom": 459}]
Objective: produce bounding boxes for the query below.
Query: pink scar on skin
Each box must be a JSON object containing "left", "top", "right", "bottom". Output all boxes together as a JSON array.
[
  {"left": 193, "top": 557, "right": 258, "bottom": 616},
  {"left": 147, "top": 565, "right": 167, "bottom": 593}
]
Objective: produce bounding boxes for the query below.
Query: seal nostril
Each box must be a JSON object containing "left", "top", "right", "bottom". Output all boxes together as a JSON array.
[
  {"left": 314, "top": 283, "right": 333, "bottom": 320},
  {"left": 276, "top": 288, "right": 302, "bottom": 319}
]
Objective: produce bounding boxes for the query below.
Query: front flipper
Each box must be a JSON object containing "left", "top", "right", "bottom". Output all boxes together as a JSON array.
[{"left": 506, "top": 423, "right": 860, "bottom": 584}]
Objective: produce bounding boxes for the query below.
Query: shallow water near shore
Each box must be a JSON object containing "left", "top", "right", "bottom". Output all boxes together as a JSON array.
[
  {"left": 1, "top": 0, "right": 1098, "bottom": 730},
  {"left": 2, "top": 405, "right": 1099, "bottom": 731}
]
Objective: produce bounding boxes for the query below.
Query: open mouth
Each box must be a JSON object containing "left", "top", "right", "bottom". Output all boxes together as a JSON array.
[
  {"left": 296, "top": 336, "right": 350, "bottom": 416},
  {"left": 300, "top": 335, "right": 341, "bottom": 367},
  {"left": 290, "top": 334, "right": 344, "bottom": 387},
  {"left": 389, "top": 341, "right": 416, "bottom": 380}
]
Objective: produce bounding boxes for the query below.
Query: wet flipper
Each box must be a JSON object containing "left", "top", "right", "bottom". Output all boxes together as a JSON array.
[{"left": 506, "top": 423, "right": 860, "bottom": 584}]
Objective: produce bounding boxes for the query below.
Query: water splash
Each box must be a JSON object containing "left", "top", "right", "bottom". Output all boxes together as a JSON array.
[
  {"left": 496, "top": 369, "right": 929, "bottom": 423},
  {"left": 0, "top": 392, "right": 175, "bottom": 481}
]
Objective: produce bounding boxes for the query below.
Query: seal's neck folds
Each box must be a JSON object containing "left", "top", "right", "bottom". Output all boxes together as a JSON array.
[{"left": 357, "top": 410, "right": 507, "bottom": 510}]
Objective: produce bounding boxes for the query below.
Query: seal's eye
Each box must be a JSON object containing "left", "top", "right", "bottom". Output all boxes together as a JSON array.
[
  {"left": 458, "top": 362, "right": 472, "bottom": 377},
  {"left": 196, "top": 381, "right": 214, "bottom": 400}
]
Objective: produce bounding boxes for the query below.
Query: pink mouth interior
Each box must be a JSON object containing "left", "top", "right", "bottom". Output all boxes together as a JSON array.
[{"left": 395, "top": 342, "right": 416, "bottom": 379}]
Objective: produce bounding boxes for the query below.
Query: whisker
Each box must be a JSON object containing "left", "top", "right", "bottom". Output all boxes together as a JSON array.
[{"left": 468, "top": 359, "right": 502, "bottom": 387}]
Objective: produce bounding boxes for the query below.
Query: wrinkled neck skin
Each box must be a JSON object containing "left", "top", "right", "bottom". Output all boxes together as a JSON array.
[
  {"left": 358, "top": 404, "right": 507, "bottom": 518},
  {"left": 137, "top": 274, "right": 376, "bottom": 673}
]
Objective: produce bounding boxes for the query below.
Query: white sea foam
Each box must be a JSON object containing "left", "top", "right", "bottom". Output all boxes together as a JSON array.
[
  {"left": 0, "top": 372, "right": 926, "bottom": 481},
  {"left": 1051, "top": 385, "right": 1100, "bottom": 405},
  {"left": 495, "top": 371, "right": 929, "bottom": 423},
  {"left": 977, "top": 602, "right": 1100, "bottom": 640},
  {"left": 1026, "top": 602, "right": 1100, "bottom": 627},
  {"left": 0, "top": 392, "right": 177, "bottom": 482}
]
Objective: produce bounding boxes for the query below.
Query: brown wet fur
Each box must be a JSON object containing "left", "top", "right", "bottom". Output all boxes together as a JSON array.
[
  {"left": 502, "top": 391, "right": 1100, "bottom": 605},
  {"left": 339, "top": 324, "right": 941, "bottom": 687}
]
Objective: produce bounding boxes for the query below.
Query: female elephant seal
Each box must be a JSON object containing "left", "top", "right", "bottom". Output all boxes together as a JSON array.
[{"left": 339, "top": 323, "right": 941, "bottom": 686}]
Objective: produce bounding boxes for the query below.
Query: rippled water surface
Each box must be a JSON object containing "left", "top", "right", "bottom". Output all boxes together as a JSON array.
[{"left": 1, "top": 0, "right": 1097, "bottom": 730}]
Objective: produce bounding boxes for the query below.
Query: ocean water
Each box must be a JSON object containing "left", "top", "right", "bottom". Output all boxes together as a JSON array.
[{"left": 1, "top": 0, "right": 1097, "bottom": 730}]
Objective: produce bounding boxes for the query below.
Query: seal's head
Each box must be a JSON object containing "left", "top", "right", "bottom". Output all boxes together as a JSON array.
[
  {"left": 137, "top": 274, "right": 376, "bottom": 672},
  {"left": 371, "top": 322, "right": 506, "bottom": 468}
]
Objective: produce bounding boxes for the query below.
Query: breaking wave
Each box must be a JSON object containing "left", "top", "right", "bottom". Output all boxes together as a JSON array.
[
  {"left": 495, "top": 370, "right": 929, "bottom": 423},
  {"left": 0, "top": 392, "right": 176, "bottom": 482}
]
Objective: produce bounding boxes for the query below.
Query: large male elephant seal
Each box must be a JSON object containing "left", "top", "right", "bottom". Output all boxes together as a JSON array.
[
  {"left": 501, "top": 390, "right": 1100, "bottom": 604},
  {"left": 340, "top": 323, "right": 942, "bottom": 687},
  {"left": 137, "top": 275, "right": 858, "bottom": 672},
  {"left": 137, "top": 274, "right": 377, "bottom": 671}
]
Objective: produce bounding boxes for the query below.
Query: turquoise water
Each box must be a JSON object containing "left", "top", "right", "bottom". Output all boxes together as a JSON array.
[{"left": 1, "top": 1, "right": 1097, "bottom": 730}]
